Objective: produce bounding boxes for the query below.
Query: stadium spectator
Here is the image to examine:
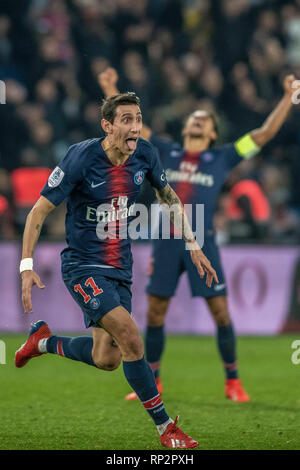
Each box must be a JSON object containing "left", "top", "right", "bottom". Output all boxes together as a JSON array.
[
  {"left": 225, "top": 178, "right": 271, "bottom": 241},
  {"left": 0, "top": 0, "right": 299, "bottom": 241}
]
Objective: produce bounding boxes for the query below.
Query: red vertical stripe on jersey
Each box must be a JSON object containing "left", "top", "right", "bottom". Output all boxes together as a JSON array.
[
  {"left": 174, "top": 151, "right": 200, "bottom": 204},
  {"left": 103, "top": 165, "right": 130, "bottom": 268},
  {"left": 172, "top": 151, "right": 201, "bottom": 236}
]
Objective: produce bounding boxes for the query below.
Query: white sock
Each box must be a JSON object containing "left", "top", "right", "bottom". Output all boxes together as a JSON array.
[
  {"left": 156, "top": 418, "right": 173, "bottom": 436},
  {"left": 38, "top": 338, "right": 49, "bottom": 353}
]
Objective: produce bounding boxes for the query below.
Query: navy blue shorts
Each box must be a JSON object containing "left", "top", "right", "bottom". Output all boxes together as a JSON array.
[
  {"left": 146, "top": 236, "right": 226, "bottom": 298},
  {"left": 63, "top": 271, "right": 132, "bottom": 328}
]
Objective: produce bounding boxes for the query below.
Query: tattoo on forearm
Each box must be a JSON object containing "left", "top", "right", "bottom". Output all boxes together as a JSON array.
[
  {"left": 158, "top": 185, "right": 180, "bottom": 206},
  {"left": 156, "top": 185, "right": 195, "bottom": 243},
  {"left": 30, "top": 223, "right": 42, "bottom": 256},
  {"left": 35, "top": 224, "right": 42, "bottom": 239}
]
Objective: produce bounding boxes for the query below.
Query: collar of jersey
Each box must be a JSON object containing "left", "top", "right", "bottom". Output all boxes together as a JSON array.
[
  {"left": 98, "top": 137, "right": 135, "bottom": 167},
  {"left": 183, "top": 149, "right": 202, "bottom": 160}
]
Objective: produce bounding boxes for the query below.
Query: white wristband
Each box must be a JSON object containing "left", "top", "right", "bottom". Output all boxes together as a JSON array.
[
  {"left": 20, "top": 258, "right": 33, "bottom": 273},
  {"left": 185, "top": 240, "right": 199, "bottom": 251}
]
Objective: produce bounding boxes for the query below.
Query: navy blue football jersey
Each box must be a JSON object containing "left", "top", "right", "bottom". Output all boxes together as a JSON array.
[
  {"left": 150, "top": 134, "right": 244, "bottom": 233},
  {"left": 41, "top": 137, "right": 167, "bottom": 281}
]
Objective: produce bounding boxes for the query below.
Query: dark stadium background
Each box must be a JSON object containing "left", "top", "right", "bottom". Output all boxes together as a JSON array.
[
  {"left": 0, "top": 0, "right": 300, "bottom": 452},
  {"left": 0, "top": 0, "right": 299, "bottom": 241},
  {"left": 0, "top": 0, "right": 299, "bottom": 333}
]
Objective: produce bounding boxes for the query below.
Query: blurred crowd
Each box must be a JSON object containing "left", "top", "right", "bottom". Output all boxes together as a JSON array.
[{"left": 0, "top": 0, "right": 299, "bottom": 243}]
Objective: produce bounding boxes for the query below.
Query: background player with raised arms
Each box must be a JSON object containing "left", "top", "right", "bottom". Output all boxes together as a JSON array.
[
  {"left": 15, "top": 92, "right": 218, "bottom": 449},
  {"left": 99, "top": 68, "right": 300, "bottom": 403}
]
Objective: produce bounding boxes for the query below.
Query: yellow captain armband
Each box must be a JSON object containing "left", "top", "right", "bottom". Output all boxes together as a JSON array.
[{"left": 234, "top": 133, "right": 261, "bottom": 159}]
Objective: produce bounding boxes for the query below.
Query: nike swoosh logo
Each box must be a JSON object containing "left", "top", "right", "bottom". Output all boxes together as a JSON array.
[
  {"left": 151, "top": 398, "right": 160, "bottom": 406},
  {"left": 214, "top": 283, "right": 226, "bottom": 291},
  {"left": 91, "top": 181, "right": 106, "bottom": 188}
]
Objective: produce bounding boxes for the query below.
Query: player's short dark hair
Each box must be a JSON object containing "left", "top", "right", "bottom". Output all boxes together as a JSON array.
[
  {"left": 207, "top": 110, "right": 219, "bottom": 138},
  {"left": 207, "top": 110, "right": 219, "bottom": 147},
  {"left": 101, "top": 92, "right": 141, "bottom": 123}
]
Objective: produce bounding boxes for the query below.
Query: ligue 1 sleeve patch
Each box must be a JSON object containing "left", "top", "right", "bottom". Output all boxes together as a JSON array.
[{"left": 48, "top": 166, "right": 65, "bottom": 188}]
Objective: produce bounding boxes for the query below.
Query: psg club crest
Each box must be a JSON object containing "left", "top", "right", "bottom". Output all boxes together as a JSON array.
[
  {"left": 90, "top": 298, "right": 100, "bottom": 310},
  {"left": 48, "top": 166, "right": 65, "bottom": 187},
  {"left": 134, "top": 170, "right": 145, "bottom": 185},
  {"left": 170, "top": 150, "right": 182, "bottom": 158},
  {"left": 202, "top": 152, "right": 214, "bottom": 162}
]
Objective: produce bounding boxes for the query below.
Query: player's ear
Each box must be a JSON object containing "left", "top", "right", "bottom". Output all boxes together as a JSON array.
[
  {"left": 210, "top": 129, "right": 217, "bottom": 142},
  {"left": 101, "top": 118, "right": 113, "bottom": 134}
]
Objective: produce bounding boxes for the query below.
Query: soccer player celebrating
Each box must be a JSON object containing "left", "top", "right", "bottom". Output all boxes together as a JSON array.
[
  {"left": 15, "top": 92, "right": 219, "bottom": 449},
  {"left": 99, "top": 68, "right": 300, "bottom": 403}
]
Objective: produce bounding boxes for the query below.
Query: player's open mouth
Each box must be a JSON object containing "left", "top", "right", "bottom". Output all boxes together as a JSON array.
[{"left": 126, "top": 138, "right": 138, "bottom": 151}]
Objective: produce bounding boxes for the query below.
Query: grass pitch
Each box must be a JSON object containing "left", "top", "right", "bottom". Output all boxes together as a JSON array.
[{"left": 0, "top": 334, "right": 299, "bottom": 450}]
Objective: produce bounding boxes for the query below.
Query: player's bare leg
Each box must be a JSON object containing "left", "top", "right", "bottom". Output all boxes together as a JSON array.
[
  {"left": 99, "top": 306, "right": 144, "bottom": 360},
  {"left": 125, "top": 295, "right": 170, "bottom": 400},
  {"left": 91, "top": 327, "right": 121, "bottom": 371},
  {"left": 206, "top": 295, "right": 231, "bottom": 326},
  {"left": 206, "top": 295, "right": 250, "bottom": 402},
  {"left": 147, "top": 295, "right": 170, "bottom": 328},
  {"left": 100, "top": 305, "right": 198, "bottom": 448}
]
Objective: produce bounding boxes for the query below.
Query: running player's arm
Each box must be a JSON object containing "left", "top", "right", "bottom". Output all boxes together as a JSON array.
[
  {"left": 98, "top": 67, "right": 152, "bottom": 140},
  {"left": 249, "top": 75, "right": 300, "bottom": 148},
  {"left": 21, "top": 143, "right": 83, "bottom": 313},
  {"left": 154, "top": 183, "right": 219, "bottom": 287},
  {"left": 21, "top": 196, "right": 56, "bottom": 314}
]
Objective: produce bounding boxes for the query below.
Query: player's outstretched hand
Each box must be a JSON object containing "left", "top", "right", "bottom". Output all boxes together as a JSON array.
[
  {"left": 21, "top": 270, "right": 45, "bottom": 314},
  {"left": 188, "top": 242, "right": 219, "bottom": 287},
  {"left": 283, "top": 74, "right": 300, "bottom": 99},
  {"left": 98, "top": 67, "right": 119, "bottom": 93}
]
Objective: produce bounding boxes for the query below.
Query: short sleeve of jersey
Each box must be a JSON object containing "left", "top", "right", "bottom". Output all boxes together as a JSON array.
[
  {"left": 219, "top": 134, "right": 261, "bottom": 172},
  {"left": 218, "top": 143, "right": 244, "bottom": 172},
  {"left": 150, "top": 134, "right": 173, "bottom": 156},
  {"left": 146, "top": 144, "right": 168, "bottom": 190},
  {"left": 150, "top": 134, "right": 181, "bottom": 164},
  {"left": 40, "top": 144, "right": 84, "bottom": 206}
]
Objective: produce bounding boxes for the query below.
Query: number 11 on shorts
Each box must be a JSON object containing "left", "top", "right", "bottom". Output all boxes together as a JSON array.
[{"left": 74, "top": 277, "right": 103, "bottom": 303}]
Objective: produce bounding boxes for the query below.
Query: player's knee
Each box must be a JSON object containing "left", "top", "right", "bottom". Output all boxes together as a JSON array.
[
  {"left": 118, "top": 326, "right": 144, "bottom": 358},
  {"left": 147, "top": 296, "right": 168, "bottom": 327},
  {"left": 126, "top": 332, "right": 144, "bottom": 357},
  {"left": 107, "top": 312, "right": 144, "bottom": 359},
  {"left": 103, "top": 357, "right": 121, "bottom": 371},
  {"left": 92, "top": 342, "right": 122, "bottom": 371},
  {"left": 95, "top": 360, "right": 120, "bottom": 371},
  {"left": 93, "top": 354, "right": 121, "bottom": 371},
  {"left": 212, "top": 308, "right": 231, "bottom": 326},
  {"left": 147, "top": 309, "right": 164, "bottom": 327}
]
